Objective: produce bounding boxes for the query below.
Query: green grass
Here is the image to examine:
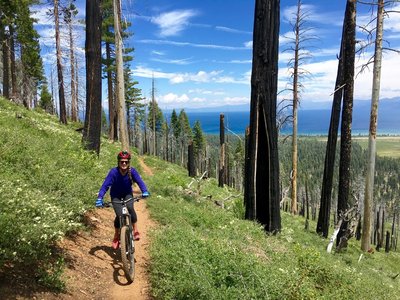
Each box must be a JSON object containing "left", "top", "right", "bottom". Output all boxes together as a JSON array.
[
  {"left": 0, "top": 98, "right": 141, "bottom": 288},
  {"left": 353, "top": 136, "right": 400, "bottom": 158},
  {"left": 1, "top": 97, "right": 399, "bottom": 298},
  {"left": 144, "top": 160, "right": 400, "bottom": 300},
  {"left": 299, "top": 136, "right": 400, "bottom": 158}
]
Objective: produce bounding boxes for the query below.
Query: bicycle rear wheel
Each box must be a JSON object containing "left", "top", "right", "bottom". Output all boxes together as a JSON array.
[{"left": 120, "top": 225, "right": 135, "bottom": 282}]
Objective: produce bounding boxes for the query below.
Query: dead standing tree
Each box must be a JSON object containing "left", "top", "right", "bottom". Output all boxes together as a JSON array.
[
  {"left": 337, "top": 0, "right": 357, "bottom": 247},
  {"left": 283, "top": 0, "right": 316, "bottom": 215},
  {"left": 219, "top": 113, "right": 226, "bottom": 187},
  {"left": 317, "top": 6, "right": 347, "bottom": 238},
  {"left": 53, "top": 0, "right": 67, "bottom": 124},
  {"left": 361, "top": 0, "right": 385, "bottom": 252},
  {"left": 316, "top": 0, "right": 357, "bottom": 241},
  {"left": 244, "top": 0, "right": 281, "bottom": 233},
  {"left": 113, "top": 0, "right": 129, "bottom": 150},
  {"left": 63, "top": 2, "right": 79, "bottom": 122}
]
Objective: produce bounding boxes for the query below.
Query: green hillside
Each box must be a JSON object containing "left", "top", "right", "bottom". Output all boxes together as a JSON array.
[{"left": 1, "top": 98, "right": 399, "bottom": 299}]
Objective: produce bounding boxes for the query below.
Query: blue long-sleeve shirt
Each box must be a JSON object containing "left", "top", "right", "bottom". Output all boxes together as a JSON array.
[{"left": 98, "top": 167, "right": 148, "bottom": 199}]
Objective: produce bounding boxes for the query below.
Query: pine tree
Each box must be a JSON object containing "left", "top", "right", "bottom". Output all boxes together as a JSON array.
[
  {"left": 12, "top": 0, "right": 44, "bottom": 107},
  {"left": 170, "top": 109, "right": 180, "bottom": 163},
  {"left": 125, "top": 68, "right": 145, "bottom": 145},
  {"left": 147, "top": 100, "right": 164, "bottom": 133},
  {"left": 177, "top": 109, "right": 192, "bottom": 166},
  {"left": 193, "top": 120, "right": 206, "bottom": 173},
  {"left": 39, "top": 83, "right": 53, "bottom": 113}
]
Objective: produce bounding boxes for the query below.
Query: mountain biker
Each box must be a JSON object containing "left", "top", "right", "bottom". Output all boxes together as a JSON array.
[{"left": 96, "top": 150, "right": 149, "bottom": 250}]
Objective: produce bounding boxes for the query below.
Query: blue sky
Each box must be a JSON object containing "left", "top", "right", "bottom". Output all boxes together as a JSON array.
[{"left": 32, "top": 0, "right": 400, "bottom": 112}]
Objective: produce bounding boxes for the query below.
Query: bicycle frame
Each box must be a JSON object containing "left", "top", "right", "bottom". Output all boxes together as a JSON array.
[
  {"left": 108, "top": 196, "right": 141, "bottom": 283},
  {"left": 110, "top": 196, "right": 140, "bottom": 228}
]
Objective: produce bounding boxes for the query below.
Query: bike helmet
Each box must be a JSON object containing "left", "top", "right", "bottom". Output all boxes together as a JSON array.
[{"left": 117, "top": 150, "right": 131, "bottom": 161}]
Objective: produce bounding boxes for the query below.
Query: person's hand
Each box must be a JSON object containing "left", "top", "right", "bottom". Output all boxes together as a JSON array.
[
  {"left": 142, "top": 191, "right": 150, "bottom": 198},
  {"left": 95, "top": 198, "right": 104, "bottom": 207}
]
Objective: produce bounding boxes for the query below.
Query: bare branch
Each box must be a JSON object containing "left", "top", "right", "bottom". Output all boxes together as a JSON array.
[
  {"left": 382, "top": 47, "right": 400, "bottom": 53},
  {"left": 329, "top": 83, "right": 346, "bottom": 96}
]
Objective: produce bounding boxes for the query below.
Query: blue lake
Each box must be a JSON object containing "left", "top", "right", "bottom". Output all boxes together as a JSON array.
[{"left": 187, "top": 108, "right": 400, "bottom": 136}]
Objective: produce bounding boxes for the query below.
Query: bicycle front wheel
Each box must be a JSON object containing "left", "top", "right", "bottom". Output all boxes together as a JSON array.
[{"left": 120, "top": 225, "right": 135, "bottom": 282}]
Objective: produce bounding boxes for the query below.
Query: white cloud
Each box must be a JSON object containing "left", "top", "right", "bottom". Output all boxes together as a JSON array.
[
  {"left": 354, "top": 51, "right": 400, "bottom": 99},
  {"left": 230, "top": 59, "right": 252, "bottom": 64},
  {"left": 222, "top": 96, "right": 248, "bottom": 105},
  {"left": 244, "top": 41, "right": 253, "bottom": 49},
  {"left": 138, "top": 39, "right": 249, "bottom": 50},
  {"left": 215, "top": 26, "right": 252, "bottom": 35},
  {"left": 357, "top": 3, "right": 400, "bottom": 39},
  {"left": 37, "top": 26, "right": 55, "bottom": 47},
  {"left": 276, "top": 49, "right": 400, "bottom": 105},
  {"left": 192, "top": 97, "right": 206, "bottom": 103},
  {"left": 31, "top": 5, "right": 55, "bottom": 26},
  {"left": 151, "top": 9, "right": 198, "bottom": 37},
  {"left": 151, "top": 50, "right": 165, "bottom": 56},
  {"left": 161, "top": 93, "right": 190, "bottom": 104},
  {"left": 188, "top": 89, "right": 226, "bottom": 96},
  {"left": 132, "top": 66, "right": 248, "bottom": 85},
  {"left": 151, "top": 57, "right": 194, "bottom": 65},
  {"left": 282, "top": 4, "right": 342, "bottom": 27},
  {"left": 385, "top": 8, "right": 400, "bottom": 33},
  {"left": 155, "top": 92, "right": 249, "bottom": 110}
]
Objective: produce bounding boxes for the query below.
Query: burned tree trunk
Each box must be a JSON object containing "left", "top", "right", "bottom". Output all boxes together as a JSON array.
[
  {"left": 391, "top": 212, "right": 397, "bottom": 250},
  {"left": 337, "top": 0, "right": 356, "bottom": 247},
  {"left": 244, "top": 0, "right": 281, "bottom": 233},
  {"left": 54, "top": 0, "right": 67, "bottom": 124},
  {"left": 385, "top": 231, "right": 390, "bottom": 253},
  {"left": 188, "top": 140, "right": 195, "bottom": 177},
  {"left": 219, "top": 113, "right": 225, "bottom": 187},
  {"left": 316, "top": 24, "right": 345, "bottom": 238}
]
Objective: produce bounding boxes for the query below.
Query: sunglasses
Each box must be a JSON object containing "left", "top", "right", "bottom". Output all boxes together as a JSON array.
[{"left": 119, "top": 160, "right": 130, "bottom": 164}]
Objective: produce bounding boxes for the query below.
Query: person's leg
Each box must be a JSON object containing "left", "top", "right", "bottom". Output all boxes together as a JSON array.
[
  {"left": 113, "top": 219, "right": 120, "bottom": 239},
  {"left": 112, "top": 197, "right": 123, "bottom": 248},
  {"left": 133, "top": 224, "right": 140, "bottom": 240},
  {"left": 124, "top": 195, "right": 140, "bottom": 240}
]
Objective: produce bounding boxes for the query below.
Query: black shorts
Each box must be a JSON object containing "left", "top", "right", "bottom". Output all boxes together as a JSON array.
[{"left": 111, "top": 194, "right": 137, "bottom": 228}]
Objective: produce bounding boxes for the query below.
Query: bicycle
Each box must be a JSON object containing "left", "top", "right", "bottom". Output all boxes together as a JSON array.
[{"left": 103, "top": 196, "right": 141, "bottom": 283}]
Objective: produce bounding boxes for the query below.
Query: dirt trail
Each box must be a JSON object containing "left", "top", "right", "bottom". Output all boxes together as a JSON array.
[{"left": 0, "top": 156, "right": 155, "bottom": 300}]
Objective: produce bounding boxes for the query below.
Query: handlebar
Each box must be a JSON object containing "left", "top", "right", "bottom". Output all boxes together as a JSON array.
[{"left": 102, "top": 196, "right": 142, "bottom": 208}]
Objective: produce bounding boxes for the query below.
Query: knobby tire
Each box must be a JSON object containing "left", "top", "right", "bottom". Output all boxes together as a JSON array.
[{"left": 120, "top": 225, "right": 135, "bottom": 282}]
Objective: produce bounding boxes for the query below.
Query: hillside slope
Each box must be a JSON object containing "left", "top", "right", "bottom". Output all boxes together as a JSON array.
[
  {"left": 0, "top": 98, "right": 155, "bottom": 299},
  {"left": 1, "top": 98, "right": 400, "bottom": 300}
]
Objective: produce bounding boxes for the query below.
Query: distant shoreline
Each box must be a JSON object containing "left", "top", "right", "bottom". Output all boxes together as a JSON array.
[
  {"left": 205, "top": 133, "right": 400, "bottom": 138},
  {"left": 187, "top": 110, "right": 400, "bottom": 136}
]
